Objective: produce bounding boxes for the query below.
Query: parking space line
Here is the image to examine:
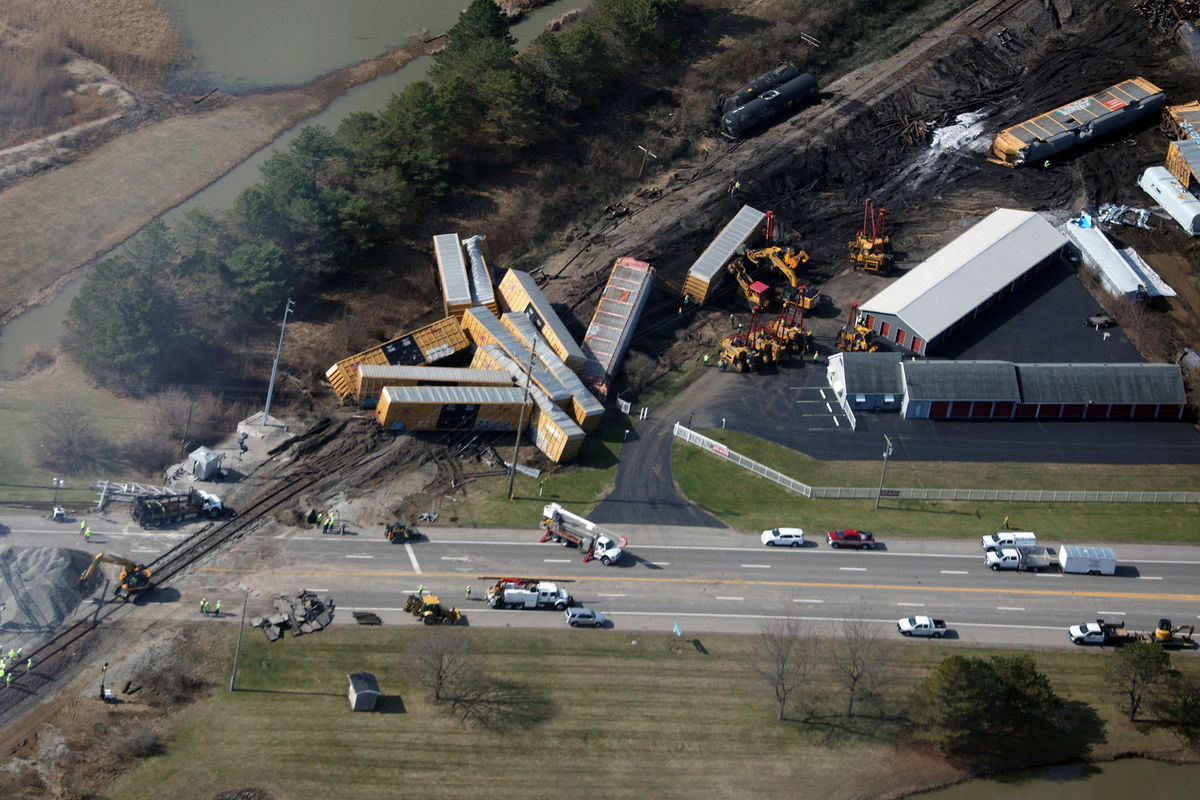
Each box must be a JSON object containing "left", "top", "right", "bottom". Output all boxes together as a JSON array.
[{"left": 833, "top": 417, "right": 840, "bottom": 427}]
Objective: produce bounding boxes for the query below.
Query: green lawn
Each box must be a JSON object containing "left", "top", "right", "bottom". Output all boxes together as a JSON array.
[
  {"left": 673, "top": 432, "right": 1200, "bottom": 543},
  {"left": 106, "top": 626, "right": 1197, "bottom": 800}
]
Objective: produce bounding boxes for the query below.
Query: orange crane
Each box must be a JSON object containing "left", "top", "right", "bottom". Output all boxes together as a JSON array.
[{"left": 848, "top": 198, "right": 892, "bottom": 274}]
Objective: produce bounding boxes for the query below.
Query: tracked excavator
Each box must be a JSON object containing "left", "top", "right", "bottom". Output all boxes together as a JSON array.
[
  {"left": 835, "top": 302, "right": 878, "bottom": 353},
  {"left": 744, "top": 247, "right": 823, "bottom": 310},
  {"left": 848, "top": 198, "right": 892, "bottom": 274},
  {"left": 725, "top": 258, "right": 771, "bottom": 310},
  {"left": 79, "top": 553, "right": 153, "bottom": 599}
]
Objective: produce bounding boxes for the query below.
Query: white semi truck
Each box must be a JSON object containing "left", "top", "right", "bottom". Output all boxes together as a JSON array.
[{"left": 540, "top": 502, "right": 627, "bottom": 565}]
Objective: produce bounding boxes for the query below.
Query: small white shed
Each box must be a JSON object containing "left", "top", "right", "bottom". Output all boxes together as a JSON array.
[
  {"left": 187, "top": 446, "right": 223, "bottom": 481},
  {"left": 348, "top": 672, "right": 381, "bottom": 712}
]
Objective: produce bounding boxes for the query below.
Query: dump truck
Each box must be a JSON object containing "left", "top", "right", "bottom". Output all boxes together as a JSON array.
[
  {"left": 80, "top": 552, "right": 153, "bottom": 600},
  {"left": 403, "top": 593, "right": 461, "bottom": 625},
  {"left": 484, "top": 577, "right": 573, "bottom": 610},
  {"left": 540, "top": 503, "right": 627, "bottom": 565},
  {"left": 1068, "top": 618, "right": 1196, "bottom": 648},
  {"left": 985, "top": 546, "right": 1053, "bottom": 572},
  {"left": 131, "top": 489, "right": 228, "bottom": 528}
]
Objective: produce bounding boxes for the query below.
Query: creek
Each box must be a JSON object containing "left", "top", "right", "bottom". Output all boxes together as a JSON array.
[{"left": 912, "top": 758, "right": 1200, "bottom": 799}]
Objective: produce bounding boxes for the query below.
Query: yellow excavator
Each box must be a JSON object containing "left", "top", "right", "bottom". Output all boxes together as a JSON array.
[
  {"left": 79, "top": 553, "right": 153, "bottom": 599},
  {"left": 725, "top": 258, "right": 771, "bottom": 309},
  {"left": 403, "top": 593, "right": 461, "bottom": 625},
  {"left": 848, "top": 198, "right": 892, "bottom": 274},
  {"left": 745, "top": 247, "right": 823, "bottom": 309},
  {"left": 835, "top": 302, "right": 879, "bottom": 353}
]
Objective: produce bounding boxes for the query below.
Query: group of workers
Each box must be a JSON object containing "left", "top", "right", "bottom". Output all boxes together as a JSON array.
[
  {"left": 315, "top": 511, "right": 343, "bottom": 535},
  {"left": 198, "top": 598, "right": 222, "bottom": 617},
  {"left": 0, "top": 648, "right": 33, "bottom": 688},
  {"left": 78, "top": 519, "right": 93, "bottom": 541}
]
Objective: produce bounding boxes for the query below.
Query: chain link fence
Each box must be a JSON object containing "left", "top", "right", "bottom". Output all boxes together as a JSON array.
[{"left": 673, "top": 423, "right": 1200, "bottom": 504}]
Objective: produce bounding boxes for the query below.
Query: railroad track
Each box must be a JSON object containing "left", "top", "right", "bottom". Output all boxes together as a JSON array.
[{"left": 0, "top": 419, "right": 371, "bottom": 736}]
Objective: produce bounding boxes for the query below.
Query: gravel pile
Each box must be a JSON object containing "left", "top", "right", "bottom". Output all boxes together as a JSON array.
[{"left": 0, "top": 546, "right": 97, "bottom": 655}]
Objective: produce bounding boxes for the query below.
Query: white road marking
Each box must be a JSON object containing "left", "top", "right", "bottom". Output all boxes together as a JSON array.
[
  {"left": 793, "top": 598, "right": 825, "bottom": 603},
  {"left": 1139, "top": 576, "right": 1163, "bottom": 581},
  {"left": 345, "top": 554, "right": 374, "bottom": 559},
  {"left": 544, "top": 558, "right": 572, "bottom": 563},
  {"left": 404, "top": 542, "right": 421, "bottom": 575},
  {"left": 833, "top": 417, "right": 840, "bottom": 427},
  {"left": 825, "top": 402, "right": 834, "bottom": 414},
  {"left": 896, "top": 602, "right": 925, "bottom": 607},
  {"left": 740, "top": 564, "right": 771, "bottom": 569},
  {"left": 997, "top": 607, "right": 1025, "bottom": 611},
  {"left": 441, "top": 556, "right": 468, "bottom": 561},
  {"left": 1036, "top": 573, "right": 1064, "bottom": 578},
  {"left": 715, "top": 596, "right": 744, "bottom": 601},
  {"left": 839, "top": 567, "right": 867, "bottom": 572},
  {"left": 940, "top": 570, "right": 968, "bottom": 575},
  {"left": 819, "top": 389, "right": 827, "bottom": 399},
  {"left": 604, "top": 610, "right": 1064, "bottom": 632},
  {"left": 130, "top": 548, "right": 157, "bottom": 553},
  {"left": 597, "top": 593, "right": 627, "bottom": 598},
  {"left": 645, "top": 561, "right": 669, "bottom": 567},
  {"left": 273, "top": 530, "right": 290, "bottom": 539},
  {"left": 1096, "top": 610, "right": 1126, "bottom": 616}
]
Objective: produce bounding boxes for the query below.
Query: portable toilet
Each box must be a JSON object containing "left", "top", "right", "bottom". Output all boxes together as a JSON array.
[
  {"left": 348, "top": 672, "right": 381, "bottom": 711},
  {"left": 187, "top": 446, "right": 223, "bottom": 481}
]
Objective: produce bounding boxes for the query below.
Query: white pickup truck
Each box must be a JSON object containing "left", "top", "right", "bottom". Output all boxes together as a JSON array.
[
  {"left": 897, "top": 616, "right": 948, "bottom": 637},
  {"left": 985, "top": 546, "right": 1053, "bottom": 572}
]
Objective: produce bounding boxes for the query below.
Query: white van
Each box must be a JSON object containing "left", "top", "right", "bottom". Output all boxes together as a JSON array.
[{"left": 979, "top": 531, "right": 1037, "bottom": 552}]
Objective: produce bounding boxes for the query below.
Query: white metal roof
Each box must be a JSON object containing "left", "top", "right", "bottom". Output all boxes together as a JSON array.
[
  {"left": 462, "top": 235, "right": 497, "bottom": 308},
  {"left": 861, "top": 209, "right": 1066, "bottom": 342},
  {"left": 434, "top": 233, "right": 472, "bottom": 307},
  {"left": 685, "top": 205, "right": 765, "bottom": 283},
  {"left": 356, "top": 365, "right": 513, "bottom": 385},
  {"left": 380, "top": 385, "right": 528, "bottom": 405},
  {"left": 1138, "top": 167, "right": 1200, "bottom": 236},
  {"left": 1061, "top": 220, "right": 1175, "bottom": 298},
  {"left": 502, "top": 269, "right": 586, "bottom": 364}
]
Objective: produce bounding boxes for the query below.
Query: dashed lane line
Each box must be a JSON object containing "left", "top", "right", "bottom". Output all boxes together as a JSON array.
[
  {"left": 715, "top": 596, "right": 744, "bottom": 601},
  {"left": 940, "top": 570, "right": 968, "bottom": 575},
  {"left": 997, "top": 607, "right": 1025, "bottom": 611},
  {"left": 839, "top": 567, "right": 867, "bottom": 572},
  {"left": 793, "top": 598, "right": 825, "bottom": 603},
  {"left": 896, "top": 602, "right": 926, "bottom": 607},
  {"left": 740, "top": 564, "right": 771, "bottom": 569}
]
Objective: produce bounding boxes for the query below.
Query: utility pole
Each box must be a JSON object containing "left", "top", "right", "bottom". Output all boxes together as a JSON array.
[
  {"left": 875, "top": 434, "right": 894, "bottom": 509},
  {"left": 229, "top": 590, "right": 249, "bottom": 692},
  {"left": 636, "top": 144, "right": 658, "bottom": 179},
  {"left": 507, "top": 337, "right": 537, "bottom": 500},
  {"left": 52, "top": 476, "right": 63, "bottom": 504},
  {"left": 262, "top": 298, "right": 295, "bottom": 427}
]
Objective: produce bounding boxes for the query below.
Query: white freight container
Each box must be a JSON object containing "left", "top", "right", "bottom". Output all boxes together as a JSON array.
[{"left": 1058, "top": 545, "right": 1117, "bottom": 576}]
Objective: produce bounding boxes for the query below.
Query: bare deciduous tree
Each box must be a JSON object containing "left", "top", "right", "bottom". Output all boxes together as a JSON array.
[
  {"left": 830, "top": 612, "right": 886, "bottom": 718},
  {"left": 30, "top": 396, "right": 111, "bottom": 473},
  {"left": 151, "top": 387, "right": 231, "bottom": 449},
  {"left": 752, "top": 618, "right": 820, "bottom": 721},
  {"left": 405, "top": 628, "right": 483, "bottom": 702}
]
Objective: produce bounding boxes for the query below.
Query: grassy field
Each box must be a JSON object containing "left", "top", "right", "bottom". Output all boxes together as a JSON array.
[
  {"left": 673, "top": 431, "right": 1200, "bottom": 543},
  {"left": 105, "top": 626, "right": 1197, "bottom": 800},
  {"left": 447, "top": 412, "right": 630, "bottom": 528}
]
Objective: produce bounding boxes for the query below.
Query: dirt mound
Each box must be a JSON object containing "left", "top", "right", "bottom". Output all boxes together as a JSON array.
[{"left": 0, "top": 546, "right": 97, "bottom": 653}]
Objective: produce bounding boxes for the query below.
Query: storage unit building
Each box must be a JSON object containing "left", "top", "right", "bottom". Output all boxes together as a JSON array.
[
  {"left": 989, "top": 77, "right": 1166, "bottom": 166},
  {"left": 434, "top": 233, "right": 473, "bottom": 318},
  {"left": 353, "top": 365, "right": 513, "bottom": 408},
  {"left": 1061, "top": 218, "right": 1176, "bottom": 299},
  {"left": 462, "top": 235, "right": 499, "bottom": 314},
  {"left": 826, "top": 351, "right": 903, "bottom": 413},
  {"left": 579, "top": 257, "right": 654, "bottom": 397},
  {"left": 1138, "top": 166, "right": 1200, "bottom": 236},
  {"left": 497, "top": 269, "right": 586, "bottom": 369},
  {"left": 187, "top": 446, "right": 223, "bottom": 480},
  {"left": 859, "top": 209, "right": 1066, "bottom": 355},
  {"left": 901, "top": 360, "right": 1020, "bottom": 419},
  {"left": 348, "top": 672, "right": 381, "bottom": 712},
  {"left": 375, "top": 385, "right": 529, "bottom": 432},
  {"left": 682, "top": 205, "right": 765, "bottom": 303},
  {"left": 325, "top": 317, "right": 470, "bottom": 402},
  {"left": 1013, "top": 363, "right": 1185, "bottom": 420}
]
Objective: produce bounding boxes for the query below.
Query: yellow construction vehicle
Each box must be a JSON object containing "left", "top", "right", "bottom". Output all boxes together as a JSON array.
[
  {"left": 725, "top": 258, "right": 771, "bottom": 309},
  {"left": 403, "top": 593, "right": 461, "bottom": 625},
  {"left": 835, "top": 302, "right": 878, "bottom": 353},
  {"left": 849, "top": 198, "right": 892, "bottom": 274},
  {"left": 718, "top": 332, "right": 761, "bottom": 372},
  {"left": 745, "top": 247, "right": 816, "bottom": 307},
  {"left": 79, "top": 553, "right": 153, "bottom": 599},
  {"left": 384, "top": 522, "right": 418, "bottom": 543}
]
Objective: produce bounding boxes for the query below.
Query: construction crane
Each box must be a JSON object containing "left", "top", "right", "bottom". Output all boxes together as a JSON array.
[
  {"left": 745, "top": 247, "right": 824, "bottom": 309},
  {"left": 725, "top": 257, "right": 771, "bottom": 310},
  {"left": 79, "top": 553, "right": 153, "bottom": 599},
  {"left": 848, "top": 198, "right": 892, "bottom": 274},
  {"left": 764, "top": 299, "right": 814, "bottom": 359},
  {"left": 835, "top": 302, "right": 878, "bottom": 352}
]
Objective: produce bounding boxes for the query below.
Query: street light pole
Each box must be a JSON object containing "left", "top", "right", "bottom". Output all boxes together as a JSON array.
[
  {"left": 875, "top": 434, "right": 894, "bottom": 509},
  {"left": 636, "top": 144, "right": 658, "bottom": 179},
  {"left": 507, "top": 337, "right": 538, "bottom": 500},
  {"left": 52, "top": 477, "right": 63, "bottom": 504},
  {"left": 262, "top": 298, "right": 295, "bottom": 427}
]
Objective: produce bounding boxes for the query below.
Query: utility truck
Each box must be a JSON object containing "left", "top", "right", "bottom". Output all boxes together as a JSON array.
[
  {"left": 979, "top": 531, "right": 1037, "bottom": 552},
  {"left": 540, "top": 503, "right": 627, "bottom": 565},
  {"left": 1069, "top": 618, "right": 1196, "bottom": 648},
  {"left": 985, "top": 546, "right": 1053, "bottom": 572},
  {"left": 1058, "top": 545, "right": 1117, "bottom": 575},
  {"left": 897, "top": 616, "right": 948, "bottom": 637},
  {"left": 484, "top": 576, "right": 573, "bottom": 610},
  {"left": 131, "top": 489, "right": 229, "bottom": 528}
]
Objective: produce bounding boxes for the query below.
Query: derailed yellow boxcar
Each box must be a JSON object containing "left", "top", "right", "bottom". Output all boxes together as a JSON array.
[
  {"left": 325, "top": 317, "right": 470, "bottom": 402},
  {"left": 354, "top": 365, "right": 513, "bottom": 408},
  {"left": 375, "top": 385, "right": 529, "bottom": 432},
  {"left": 497, "top": 269, "right": 586, "bottom": 369}
]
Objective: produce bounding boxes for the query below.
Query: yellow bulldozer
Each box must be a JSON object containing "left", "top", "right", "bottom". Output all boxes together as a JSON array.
[
  {"left": 848, "top": 198, "right": 892, "bottom": 274},
  {"left": 835, "top": 302, "right": 879, "bottom": 353},
  {"left": 403, "top": 593, "right": 461, "bottom": 625},
  {"left": 79, "top": 553, "right": 153, "bottom": 599}
]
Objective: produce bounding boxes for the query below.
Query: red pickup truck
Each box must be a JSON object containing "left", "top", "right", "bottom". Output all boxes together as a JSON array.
[{"left": 826, "top": 529, "right": 876, "bottom": 549}]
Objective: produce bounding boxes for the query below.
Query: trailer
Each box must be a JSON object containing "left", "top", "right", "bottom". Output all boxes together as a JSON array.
[
  {"left": 131, "top": 489, "right": 228, "bottom": 528},
  {"left": 1058, "top": 544, "right": 1117, "bottom": 575},
  {"left": 540, "top": 502, "right": 627, "bottom": 565},
  {"left": 1069, "top": 618, "right": 1196, "bottom": 648}
]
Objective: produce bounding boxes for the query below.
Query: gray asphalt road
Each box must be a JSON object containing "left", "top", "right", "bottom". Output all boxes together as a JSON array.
[{"left": 185, "top": 525, "right": 1200, "bottom": 649}]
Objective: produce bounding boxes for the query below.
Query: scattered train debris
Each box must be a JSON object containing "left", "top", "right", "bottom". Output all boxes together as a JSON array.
[{"left": 252, "top": 590, "right": 335, "bottom": 642}]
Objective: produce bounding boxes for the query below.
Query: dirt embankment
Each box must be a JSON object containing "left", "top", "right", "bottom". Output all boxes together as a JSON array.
[{"left": 0, "top": 36, "right": 445, "bottom": 326}]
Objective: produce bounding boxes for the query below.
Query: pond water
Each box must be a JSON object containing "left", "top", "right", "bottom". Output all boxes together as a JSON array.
[
  {"left": 0, "top": 1, "right": 581, "bottom": 374},
  {"left": 912, "top": 758, "right": 1200, "bottom": 799}
]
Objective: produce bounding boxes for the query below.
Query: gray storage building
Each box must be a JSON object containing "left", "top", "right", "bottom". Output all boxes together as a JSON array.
[
  {"left": 901, "top": 361, "right": 1021, "bottom": 419},
  {"left": 860, "top": 209, "right": 1066, "bottom": 355},
  {"left": 826, "top": 351, "right": 903, "bottom": 413},
  {"left": 348, "top": 672, "right": 381, "bottom": 711}
]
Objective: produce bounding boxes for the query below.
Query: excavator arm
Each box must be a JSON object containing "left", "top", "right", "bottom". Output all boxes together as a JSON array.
[{"left": 79, "top": 552, "right": 152, "bottom": 597}]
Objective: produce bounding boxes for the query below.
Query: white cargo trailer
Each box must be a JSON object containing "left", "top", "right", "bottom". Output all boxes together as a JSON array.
[{"left": 1058, "top": 545, "right": 1117, "bottom": 576}]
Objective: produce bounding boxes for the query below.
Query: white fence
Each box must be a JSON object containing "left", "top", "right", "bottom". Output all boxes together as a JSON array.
[{"left": 672, "top": 424, "right": 1200, "bottom": 504}]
